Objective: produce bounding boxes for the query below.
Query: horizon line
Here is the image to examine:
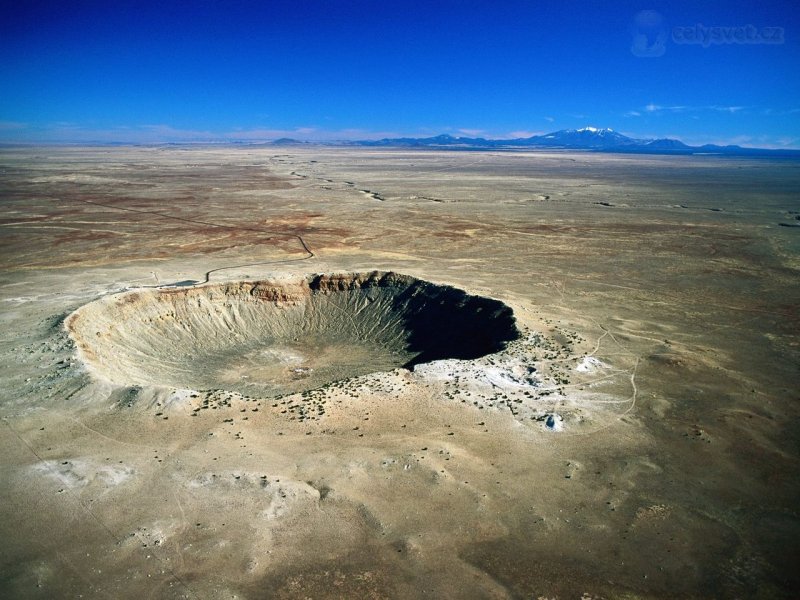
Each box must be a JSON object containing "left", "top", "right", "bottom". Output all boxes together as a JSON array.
[{"left": 0, "top": 123, "right": 798, "bottom": 150}]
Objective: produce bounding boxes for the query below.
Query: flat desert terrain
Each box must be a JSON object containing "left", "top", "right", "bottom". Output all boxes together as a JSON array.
[{"left": 1, "top": 146, "right": 799, "bottom": 599}]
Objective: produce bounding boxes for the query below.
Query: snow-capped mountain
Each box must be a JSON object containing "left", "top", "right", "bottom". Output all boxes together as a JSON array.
[
  {"left": 517, "top": 127, "right": 639, "bottom": 148},
  {"left": 359, "top": 127, "right": 641, "bottom": 149},
  {"left": 352, "top": 127, "right": 798, "bottom": 156}
]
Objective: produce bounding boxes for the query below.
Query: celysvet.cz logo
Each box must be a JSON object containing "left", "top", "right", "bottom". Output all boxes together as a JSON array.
[
  {"left": 673, "top": 24, "right": 784, "bottom": 46},
  {"left": 631, "top": 10, "right": 785, "bottom": 57}
]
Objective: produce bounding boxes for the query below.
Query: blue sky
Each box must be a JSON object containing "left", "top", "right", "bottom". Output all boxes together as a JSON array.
[{"left": 1, "top": 0, "right": 798, "bottom": 146}]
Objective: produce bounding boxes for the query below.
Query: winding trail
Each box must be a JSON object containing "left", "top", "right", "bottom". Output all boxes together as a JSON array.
[{"left": 73, "top": 198, "right": 315, "bottom": 284}]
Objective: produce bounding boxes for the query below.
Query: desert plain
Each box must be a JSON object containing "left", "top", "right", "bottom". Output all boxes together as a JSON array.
[{"left": 0, "top": 146, "right": 799, "bottom": 599}]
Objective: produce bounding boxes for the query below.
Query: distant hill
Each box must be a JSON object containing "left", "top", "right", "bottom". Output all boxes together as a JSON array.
[
  {"left": 353, "top": 127, "right": 800, "bottom": 156},
  {"left": 641, "top": 138, "right": 692, "bottom": 150},
  {"left": 270, "top": 138, "right": 308, "bottom": 146}
]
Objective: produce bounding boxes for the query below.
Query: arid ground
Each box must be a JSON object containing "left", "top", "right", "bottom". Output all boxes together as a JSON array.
[{"left": 1, "top": 146, "right": 799, "bottom": 599}]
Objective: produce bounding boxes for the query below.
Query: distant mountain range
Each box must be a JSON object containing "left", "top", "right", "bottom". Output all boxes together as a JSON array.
[{"left": 339, "top": 127, "right": 799, "bottom": 156}]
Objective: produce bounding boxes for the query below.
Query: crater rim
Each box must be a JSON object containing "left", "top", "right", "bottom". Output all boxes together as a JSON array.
[{"left": 65, "top": 271, "right": 521, "bottom": 397}]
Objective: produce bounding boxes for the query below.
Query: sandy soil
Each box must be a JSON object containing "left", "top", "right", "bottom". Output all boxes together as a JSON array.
[{"left": 1, "top": 146, "right": 799, "bottom": 599}]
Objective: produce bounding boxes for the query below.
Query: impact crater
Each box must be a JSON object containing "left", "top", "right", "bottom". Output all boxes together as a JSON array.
[{"left": 66, "top": 272, "right": 520, "bottom": 396}]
